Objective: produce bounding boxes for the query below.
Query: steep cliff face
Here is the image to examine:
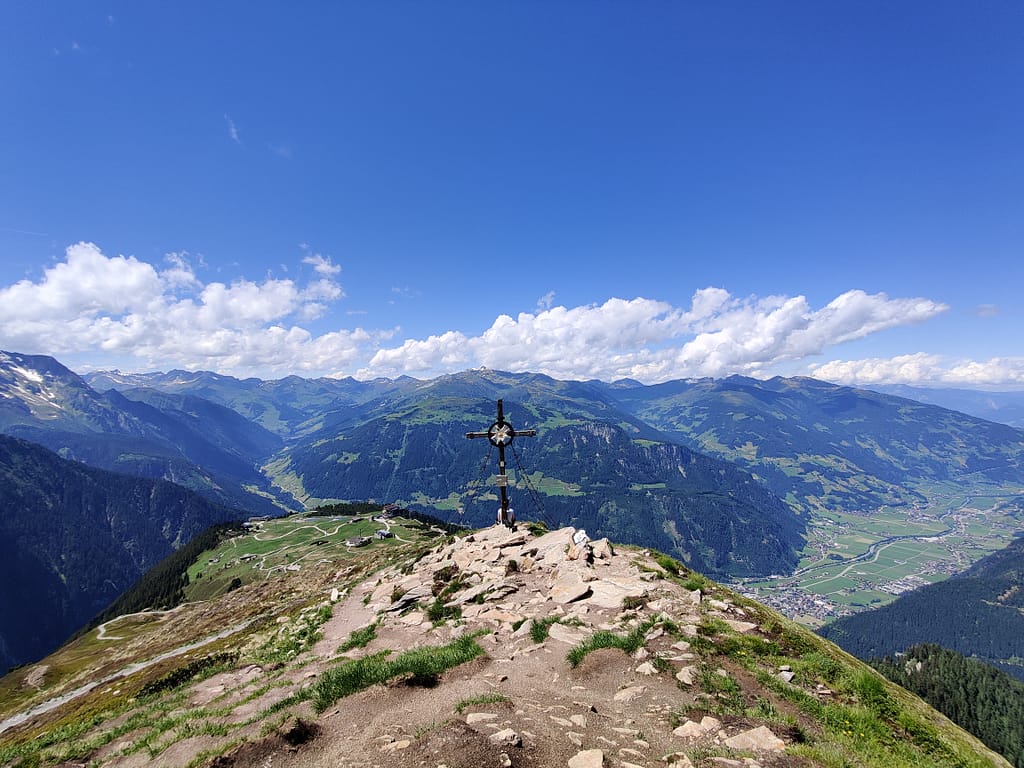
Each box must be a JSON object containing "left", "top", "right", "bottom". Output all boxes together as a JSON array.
[{"left": 0, "top": 522, "right": 1008, "bottom": 768}]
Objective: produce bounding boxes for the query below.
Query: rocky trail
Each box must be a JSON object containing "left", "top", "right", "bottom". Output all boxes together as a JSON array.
[{"left": 2, "top": 524, "right": 1008, "bottom": 768}]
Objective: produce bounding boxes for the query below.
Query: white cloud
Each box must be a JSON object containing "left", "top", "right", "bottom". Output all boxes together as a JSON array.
[
  {"left": 0, "top": 242, "right": 163, "bottom": 321},
  {"left": 4, "top": 244, "right": 1009, "bottom": 387},
  {"left": 302, "top": 253, "right": 341, "bottom": 277},
  {"left": 162, "top": 252, "right": 201, "bottom": 289},
  {"left": 0, "top": 242, "right": 369, "bottom": 376},
  {"left": 360, "top": 331, "right": 472, "bottom": 378},
  {"left": 224, "top": 114, "right": 240, "bottom": 144},
  {"left": 358, "top": 290, "right": 948, "bottom": 383},
  {"left": 811, "top": 354, "right": 1024, "bottom": 388}
]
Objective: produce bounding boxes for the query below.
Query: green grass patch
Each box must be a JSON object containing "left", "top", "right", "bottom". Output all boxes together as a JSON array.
[
  {"left": 622, "top": 595, "right": 647, "bottom": 611},
  {"left": 566, "top": 617, "right": 662, "bottom": 668},
  {"left": 308, "top": 633, "right": 486, "bottom": 712},
  {"left": 337, "top": 621, "right": 378, "bottom": 653},
  {"left": 696, "top": 663, "right": 745, "bottom": 714},
  {"left": 253, "top": 603, "right": 332, "bottom": 665},
  {"left": 696, "top": 615, "right": 731, "bottom": 637},
  {"left": 654, "top": 553, "right": 682, "bottom": 575},
  {"left": 454, "top": 692, "right": 512, "bottom": 713},
  {"left": 529, "top": 615, "right": 560, "bottom": 643},
  {"left": 524, "top": 472, "right": 584, "bottom": 497},
  {"left": 426, "top": 598, "right": 462, "bottom": 626}
]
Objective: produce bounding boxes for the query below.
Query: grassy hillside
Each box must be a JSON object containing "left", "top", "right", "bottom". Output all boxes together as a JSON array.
[{"left": 0, "top": 523, "right": 1009, "bottom": 768}]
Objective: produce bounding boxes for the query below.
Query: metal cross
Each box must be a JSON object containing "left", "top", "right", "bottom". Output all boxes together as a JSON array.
[{"left": 466, "top": 399, "right": 537, "bottom": 528}]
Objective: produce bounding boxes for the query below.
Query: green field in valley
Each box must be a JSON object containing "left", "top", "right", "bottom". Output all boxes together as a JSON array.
[{"left": 735, "top": 486, "right": 1024, "bottom": 626}]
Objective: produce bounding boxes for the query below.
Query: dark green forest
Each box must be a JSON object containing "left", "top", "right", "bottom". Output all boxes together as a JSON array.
[
  {"left": 310, "top": 502, "right": 466, "bottom": 534},
  {"left": 872, "top": 644, "right": 1024, "bottom": 767}
]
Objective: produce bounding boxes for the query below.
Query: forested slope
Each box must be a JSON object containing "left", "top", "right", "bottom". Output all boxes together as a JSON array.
[
  {"left": 873, "top": 644, "right": 1024, "bottom": 767},
  {"left": 0, "top": 435, "right": 243, "bottom": 671}
]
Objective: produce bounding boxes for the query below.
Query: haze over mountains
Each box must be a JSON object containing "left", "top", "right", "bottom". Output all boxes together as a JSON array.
[
  {"left": 868, "top": 385, "right": 1024, "bottom": 430},
  {"left": 2, "top": 348, "right": 1024, "bottom": 672}
]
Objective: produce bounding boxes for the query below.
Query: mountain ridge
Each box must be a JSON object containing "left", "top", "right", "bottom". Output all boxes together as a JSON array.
[
  {"left": 1, "top": 351, "right": 296, "bottom": 515},
  {"left": 0, "top": 520, "right": 1010, "bottom": 768},
  {"left": 5, "top": 350, "right": 1024, "bottom": 667}
]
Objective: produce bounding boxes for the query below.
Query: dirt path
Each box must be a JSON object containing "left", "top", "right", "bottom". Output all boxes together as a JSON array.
[{"left": 0, "top": 619, "right": 258, "bottom": 736}]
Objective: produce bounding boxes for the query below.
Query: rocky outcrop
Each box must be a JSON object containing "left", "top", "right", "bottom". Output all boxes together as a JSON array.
[
  {"left": 291, "top": 524, "right": 800, "bottom": 767},
  {"left": 4, "top": 523, "right": 1011, "bottom": 768}
]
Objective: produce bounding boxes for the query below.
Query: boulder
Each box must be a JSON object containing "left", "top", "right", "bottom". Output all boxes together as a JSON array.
[
  {"left": 550, "top": 574, "right": 592, "bottom": 604},
  {"left": 612, "top": 685, "right": 646, "bottom": 703},
  {"left": 699, "top": 716, "right": 721, "bottom": 732},
  {"left": 723, "top": 619, "right": 758, "bottom": 633},
  {"left": 635, "top": 662, "right": 658, "bottom": 676},
  {"left": 548, "top": 622, "right": 589, "bottom": 645},
  {"left": 675, "top": 666, "right": 696, "bottom": 686},
  {"left": 587, "top": 578, "right": 648, "bottom": 609},
  {"left": 661, "top": 754, "right": 695, "bottom": 767},
  {"left": 591, "top": 538, "right": 615, "bottom": 559},
  {"left": 568, "top": 749, "right": 604, "bottom": 768},
  {"left": 672, "top": 720, "right": 703, "bottom": 739},
  {"left": 723, "top": 725, "right": 785, "bottom": 752}
]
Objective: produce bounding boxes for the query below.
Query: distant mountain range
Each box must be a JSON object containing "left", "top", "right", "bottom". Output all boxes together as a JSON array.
[
  {"left": 0, "top": 351, "right": 291, "bottom": 515},
  {"left": 868, "top": 384, "right": 1024, "bottom": 429},
  {"left": 81, "top": 365, "right": 813, "bottom": 577},
  {"left": 0, "top": 433, "right": 242, "bottom": 672},
  {"left": 820, "top": 530, "right": 1024, "bottom": 682},
  {"left": 3, "top": 349, "right": 1024, "bottom": 670},
  {"left": 83, "top": 366, "right": 1024, "bottom": 521},
  {"left": 4, "top": 353, "right": 1022, "bottom": 560},
  {"left": 601, "top": 375, "right": 1024, "bottom": 517}
]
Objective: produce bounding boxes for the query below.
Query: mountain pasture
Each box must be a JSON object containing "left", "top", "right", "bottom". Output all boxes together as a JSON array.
[{"left": 184, "top": 514, "right": 433, "bottom": 601}]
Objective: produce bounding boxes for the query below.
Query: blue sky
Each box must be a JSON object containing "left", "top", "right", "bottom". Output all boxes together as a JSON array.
[{"left": 2, "top": 2, "right": 1022, "bottom": 386}]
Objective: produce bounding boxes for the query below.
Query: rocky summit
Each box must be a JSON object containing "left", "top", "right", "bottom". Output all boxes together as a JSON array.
[{"left": 0, "top": 524, "right": 1009, "bottom": 768}]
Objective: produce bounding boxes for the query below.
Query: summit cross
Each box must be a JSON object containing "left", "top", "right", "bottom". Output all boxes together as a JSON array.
[{"left": 465, "top": 399, "right": 537, "bottom": 529}]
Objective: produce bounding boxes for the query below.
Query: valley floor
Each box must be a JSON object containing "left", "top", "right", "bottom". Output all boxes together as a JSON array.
[{"left": 734, "top": 490, "right": 1023, "bottom": 626}]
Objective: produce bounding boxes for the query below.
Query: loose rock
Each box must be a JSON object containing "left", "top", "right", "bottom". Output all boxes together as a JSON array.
[
  {"left": 723, "top": 725, "right": 785, "bottom": 752},
  {"left": 489, "top": 728, "right": 523, "bottom": 747},
  {"left": 567, "top": 748, "right": 604, "bottom": 768}
]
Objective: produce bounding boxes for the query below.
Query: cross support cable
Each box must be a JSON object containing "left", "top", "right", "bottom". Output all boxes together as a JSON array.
[{"left": 466, "top": 399, "right": 537, "bottom": 529}]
